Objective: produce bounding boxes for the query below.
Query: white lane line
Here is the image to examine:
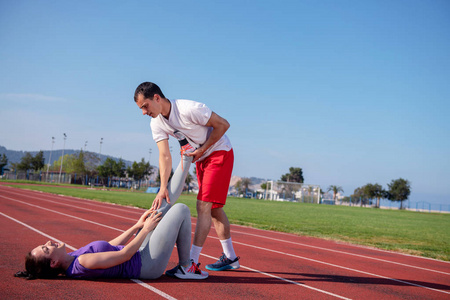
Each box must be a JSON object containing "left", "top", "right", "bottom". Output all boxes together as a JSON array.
[
  {"left": 229, "top": 229, "right": 450, "bottom": 276},
  {"left": 130, "top": 279, "right": 176, "bottom": 300},
  {"left": 1, "top": 186, "right": 144, "bottom": 215},
  {"left": 0, "top": 211, "right": 176, "bottom": 300},
  {"left": 227, "top": 239, "right": 450, "bottom": 296},
  {"left": 229, "top": 222, "right": 450, "bottom": 264},
  {"left": 0, "top": 211, "right": 77, "bottom": 251},
  {"left": 3, "top": 191, "right": 449, "bottom": 295},
  {"left": 200, "top": 252, "right": 351, "bottom": 300},
  {"left": 1, "top": 195, "right": 351, "bottom": 299},
  {"left": 3, "top": 190, "right": 138, "bottom": 221},
  {"left": 0, "top": 195, "right": 124, "bottom": 232},
  {"left": 5, "top": 185, "right": 447, "bottom": 274}
]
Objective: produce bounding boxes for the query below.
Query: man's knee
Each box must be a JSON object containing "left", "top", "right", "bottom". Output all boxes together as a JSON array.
[
  {"left": 196, "top": 200, "right": 213, "bottom": 215},
  {"left": 211, "top": 206, "right": 227, "bottom": 218}
]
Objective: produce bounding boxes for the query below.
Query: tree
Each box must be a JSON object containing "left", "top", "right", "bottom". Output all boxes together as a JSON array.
[
  {"left": 128, "top": 158, "right": 153, "bottom": 182},
  {"left": 0, "top": 154, "right": 8, "bottom": 175},
  {"left": 52, "top": 154, "right": 70, "bottom": 172},
  {"left": 281, "top": 167, "right": 304, "bottom": 183},
  {"left": 280, "top": 168, "right": 304, "bottom": 200},
  {"left": 260, "top": 182, "right": 272, "bottom": 200},
  {"left": 185, "top": 172, "right": 193, "bottom": 193},
  {"left": 235, "top": 177, "right": 251, "bottom": 195},
  {"left": 387, "top": 178, "right": 411, "bottom": 209},
  {"left": 31, "top": 151, "right": 45, "bottom": 171},
  {"left": 72, "top": 151, "right": 87, "bottom": 175},
  {"left": 260, "top": 182, "right": 271, "bottom": 190},
  {"left": 53, "top": 154, "right": 77, "bottom": 173},
  {"left": 241, "top": 177, "right": 252, "bottom": 194},
  {"left": 17, "top": 151, "right": 45, "bottom": 171},
  {"left": 352, "top": 187, "right": 368, "bottom": 206},
  {"left": 82, "top": 151, "right": 101, "bottom": 177},
  {"left": 113, "top": 158, "right": 126, "bottom": 177},
  {"left": 327, "top": 185, "right": 344, "bottom": 202},
  {"left": 156, "top": 169, "right": 174, "bottom": 184},
  {"left": 98, "top": 157, "right": 126, "bottom": 178},
  {"left": 235, "top": 180, "right": 242, "bottom": 194},
  {"left": 363, "top": 183, "right": 386, "bottom": 208},
  {"left": 17, "top": 152, "right": 34, "bottom": 171},
  {"left": 9, "top": 162, "right": 18, "bottom": 172}
]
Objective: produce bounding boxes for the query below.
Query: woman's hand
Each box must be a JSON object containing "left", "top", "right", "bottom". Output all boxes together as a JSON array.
[
  {"left": 136, "top": 209, "right": 154, "bottom": 228},
  {"left": 143, "top": 211, "right": 163, "bottom": 232}
]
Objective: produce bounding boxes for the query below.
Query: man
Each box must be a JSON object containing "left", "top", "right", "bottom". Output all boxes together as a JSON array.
[{"left": 134, "top": 82, "right": 240, "bottom": 271}]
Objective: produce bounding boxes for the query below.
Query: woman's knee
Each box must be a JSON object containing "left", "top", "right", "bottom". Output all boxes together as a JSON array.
[{"left": 171, "top": 203, "right": 191, "bottom": 218}]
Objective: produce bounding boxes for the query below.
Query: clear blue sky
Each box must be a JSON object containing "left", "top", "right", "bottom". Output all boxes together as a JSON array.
[{"left": 1, "top": 0, "right": 449, "bottom": 204}]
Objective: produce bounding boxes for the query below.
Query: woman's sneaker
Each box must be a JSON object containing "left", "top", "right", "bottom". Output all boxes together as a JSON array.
[
  {"left": 164, "top": 264, "right": 180, "bottom": 278},
  {"left": 206, "top": 253, "right": 240, "bottom": 271},
  {"left": 171, "top": 260, "right": 209, "bottom": 280}
]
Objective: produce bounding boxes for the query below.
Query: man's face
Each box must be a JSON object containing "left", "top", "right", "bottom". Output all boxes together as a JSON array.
[{"left": 136, "top": 93, "right": 161, "bottom": 118}]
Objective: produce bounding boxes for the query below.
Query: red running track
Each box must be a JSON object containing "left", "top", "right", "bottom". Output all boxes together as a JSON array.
[{"left": 1, "top": 184, "right": 449, "bottom": 299}]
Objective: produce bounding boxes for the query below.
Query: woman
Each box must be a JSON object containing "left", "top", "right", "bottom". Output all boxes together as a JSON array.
[
  {"left": 16, "top": 138, "right": 207, "bottom": 280},
  {"left": 16, "top": 203, "right": 208, "bottom": 280}
]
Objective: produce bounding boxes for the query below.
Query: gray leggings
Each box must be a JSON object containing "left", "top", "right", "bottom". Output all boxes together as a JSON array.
[
  {"left": 139, "top": 203, "right": 191, "bottom": 279},
  {"left": 138, "top": 155, "right": 193, "bottom": 279},
  {"left": 155, "top": 154, "right": 193, "bottom": 217}
]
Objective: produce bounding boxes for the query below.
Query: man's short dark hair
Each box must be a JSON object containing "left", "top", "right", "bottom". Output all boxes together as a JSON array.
[{"left": 134, "top": 82, "right": 166, "bottom": 102}]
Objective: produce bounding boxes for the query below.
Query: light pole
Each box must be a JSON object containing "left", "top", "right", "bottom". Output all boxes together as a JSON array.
[
  {"left": 59, "top": 133, "right": 67, "bottom": 183},
  {"left": 149, "top": 148, "right": 152, "bottom": 165},
  {"left": 84, "top": 141, "right": 88, "bottom": 151},
  {"left": 46, "top": 136, "right": 55, "bottom": 180},
  {"left": 99, "top": 138, "right": 103, "bottom": 155}
]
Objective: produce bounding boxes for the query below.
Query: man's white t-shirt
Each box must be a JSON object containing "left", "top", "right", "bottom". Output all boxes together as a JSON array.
[{"left": 150, "top": 99, "right": 232, "bottom": 162}]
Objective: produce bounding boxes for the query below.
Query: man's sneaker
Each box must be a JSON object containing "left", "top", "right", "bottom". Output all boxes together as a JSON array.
[
  {"left": 171, "top": 260, "right": 209, "bottom": 280},
  {"left": 205, "top": 253, "right": 240, "bottom": 271}
]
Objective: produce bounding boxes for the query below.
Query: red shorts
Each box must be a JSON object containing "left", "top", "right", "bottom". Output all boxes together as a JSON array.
[{"left": 196, "top": 149, "right": 234, "bottom": 209}]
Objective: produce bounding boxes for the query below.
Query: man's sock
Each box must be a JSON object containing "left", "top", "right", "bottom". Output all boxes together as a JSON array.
[
  {"left": 220, "top": 238, "right": 237, "bottom": 260},
  {"left": 190, "top": 245, "right": 202, "bottom": 264}
]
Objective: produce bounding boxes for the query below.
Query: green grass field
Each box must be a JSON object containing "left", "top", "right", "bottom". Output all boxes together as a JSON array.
[{"left": 4, "top": 182, "right": 449, "bottom": 261}]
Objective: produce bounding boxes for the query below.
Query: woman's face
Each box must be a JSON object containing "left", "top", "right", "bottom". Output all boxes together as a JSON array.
[{"left": 31, "top": 240, "right": 66, "bottom": 260}]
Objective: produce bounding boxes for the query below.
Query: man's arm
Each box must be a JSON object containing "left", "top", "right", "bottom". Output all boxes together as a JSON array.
[
  {"left": 151, "top": 139, "right": 172, "bottom": 210},
  {"left": 187, "top": 111, "right": 230, "bottom": 162}
]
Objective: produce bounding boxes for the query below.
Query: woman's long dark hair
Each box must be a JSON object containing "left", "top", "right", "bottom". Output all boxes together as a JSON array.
[{"left": 15, "top": 252, "right": 64, "bottom": 280}]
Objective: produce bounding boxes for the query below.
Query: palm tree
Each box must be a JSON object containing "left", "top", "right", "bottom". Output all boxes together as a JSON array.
[
  {"left": 363, "top": 183, "right": 385, "bottom": 208},
  {"left": 327, "top": 185, "right": 344, "bottom": 204},
  {"left": 241, "top": 177, "right": 252, "bottom": 196}
]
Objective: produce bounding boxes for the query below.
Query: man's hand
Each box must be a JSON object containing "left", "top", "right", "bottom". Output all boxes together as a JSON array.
[
  {"left": 186, "top": 112, "right": 229, "bottom": 163},
  {"left": 186, "top": 148, "right": 206, "bottom": 163},
  {"left": 151, "top": 188, "right": 170, "bottom": 210}
]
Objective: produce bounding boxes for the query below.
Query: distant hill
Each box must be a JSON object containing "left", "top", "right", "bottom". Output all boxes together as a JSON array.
[
  {"left": 229, "top": 175, "right": 268, "bottom": 192},
  {"left": 0, "top": 145, "right": 133, "bottom": 168}
]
